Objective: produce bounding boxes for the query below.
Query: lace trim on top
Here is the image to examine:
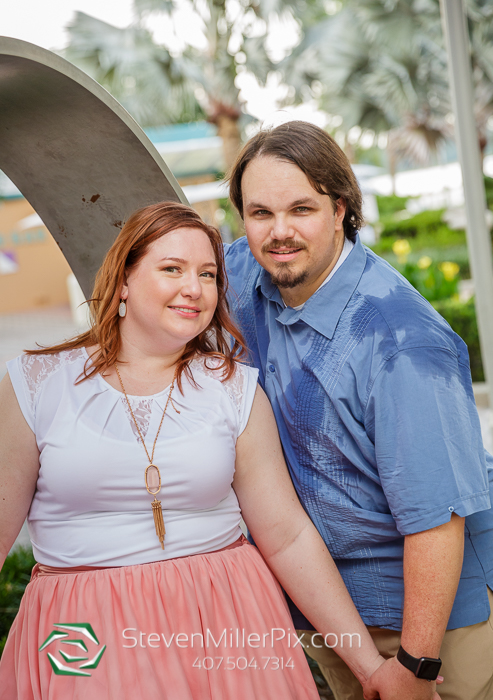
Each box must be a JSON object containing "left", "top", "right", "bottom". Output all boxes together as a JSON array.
[
  {"left": 189, "top": 357, "right": 245, "bottom": 416},
  {"left": 20, "top": 349, "right": 86, "bottom": 418},
  {"left": 120, "top": 396, "right": 153, "bottom": 444},
  {"left": 19, "top": 350, "right": 245, "bottom": 437}
]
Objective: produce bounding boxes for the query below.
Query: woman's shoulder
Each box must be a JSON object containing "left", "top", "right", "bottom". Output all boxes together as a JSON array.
[
  {"left": 189, "top": 355, "right": 257, "bottom": 383},
  {"left": 13, "top": 347, "right": 87, "bottom": 398},
  {"left": 188, "top": 356, "right": 258, "bottom": 415},
  {"left": 6, "top": 348, "right": 88, "bottom": 430}
]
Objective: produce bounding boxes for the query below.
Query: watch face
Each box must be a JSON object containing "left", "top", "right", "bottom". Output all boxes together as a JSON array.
[{"left": 416, "top": 658, "right": 442, "bottom": 681}]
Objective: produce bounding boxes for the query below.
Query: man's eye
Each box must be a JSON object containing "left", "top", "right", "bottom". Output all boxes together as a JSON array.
[
  {"left": 254, "top": 209, "right": 270, "bottom": 216},
  {"left": 295, "top": 206, "right": 310, "bottom": 212}
]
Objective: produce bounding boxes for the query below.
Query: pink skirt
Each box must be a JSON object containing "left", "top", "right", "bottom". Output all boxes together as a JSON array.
[{"left": 0, "top": 537, "right": 319, "bottom": 699}]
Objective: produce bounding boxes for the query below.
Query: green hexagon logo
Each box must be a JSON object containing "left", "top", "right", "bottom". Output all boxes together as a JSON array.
[{"left": 39, "top": 623, "right": 106, "bottom": 676}]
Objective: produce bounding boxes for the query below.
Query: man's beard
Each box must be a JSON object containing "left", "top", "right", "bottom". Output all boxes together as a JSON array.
[
  {"left": 262, "top": 239, "right": 309, "bottom": 289},
  {"left": 270, "top": 264, "right": 309, "bottom": 289}
]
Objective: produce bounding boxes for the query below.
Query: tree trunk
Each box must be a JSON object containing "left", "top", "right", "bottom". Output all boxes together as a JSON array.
[
  {"left": 216, "top": 114, "right": 242, "bottom": 176},
  {"left": 387, "top": 143, "right": 397, "bottom": 196},
  {"left": 215, "top": 113, "right": 243, "bottom": 238}
]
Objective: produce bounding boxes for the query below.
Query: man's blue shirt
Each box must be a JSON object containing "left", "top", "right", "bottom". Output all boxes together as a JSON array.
[{"left": 225, "top": 235, "right": 493, "bottom": 630}]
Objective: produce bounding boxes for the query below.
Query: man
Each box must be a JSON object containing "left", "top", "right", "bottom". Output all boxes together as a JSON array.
[{"left": 223, "top": 121, "right": 493, "bottom": 700}]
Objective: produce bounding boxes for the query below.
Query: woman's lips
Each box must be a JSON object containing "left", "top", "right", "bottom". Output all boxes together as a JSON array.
[{"left": 168, "top": 306, "right": 201, "bottom": 317}]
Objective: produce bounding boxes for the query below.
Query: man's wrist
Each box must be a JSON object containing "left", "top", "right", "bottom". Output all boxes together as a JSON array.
[{"left": 399, "top": 637, "right": 442, "bottom": 660}]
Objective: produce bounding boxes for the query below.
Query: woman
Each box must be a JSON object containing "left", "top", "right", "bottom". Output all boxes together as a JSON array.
[{"left": 0, "top": 202, "right": 384, "bottom": 699}]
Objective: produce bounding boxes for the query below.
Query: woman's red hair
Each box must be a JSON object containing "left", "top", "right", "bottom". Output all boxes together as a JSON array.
[{"left": 27, "top": 201, "right": 246, "bottom": 388}]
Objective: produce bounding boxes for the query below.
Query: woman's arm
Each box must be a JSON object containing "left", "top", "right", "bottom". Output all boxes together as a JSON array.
[
  {"left": 0, "top": 373, "right": 39, "bottom": 571},
  {"left": 233, "top": 386, "right": 383, "bottom": 689}
]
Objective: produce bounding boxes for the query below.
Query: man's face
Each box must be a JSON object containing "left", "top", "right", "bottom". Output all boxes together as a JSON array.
[{"left": 241, "top": 156, "right": 346, "bottom": 306}]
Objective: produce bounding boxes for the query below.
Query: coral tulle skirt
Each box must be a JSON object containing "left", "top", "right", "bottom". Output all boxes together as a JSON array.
[{"left": 0, "top": 537, "right": 319, "bottom": 699}]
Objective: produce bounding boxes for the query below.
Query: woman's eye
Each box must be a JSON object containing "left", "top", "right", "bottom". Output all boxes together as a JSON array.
[
  {"left": 163, "top": 266, "right": 179, "bottom": 273},
  {"left": 201, "top": 271, "right": 216, "bottom": 279}
]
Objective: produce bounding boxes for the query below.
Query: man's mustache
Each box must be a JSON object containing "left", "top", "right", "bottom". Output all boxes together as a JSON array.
[{"left": 261, "top": 239, "right": 308, "bottom": 254}]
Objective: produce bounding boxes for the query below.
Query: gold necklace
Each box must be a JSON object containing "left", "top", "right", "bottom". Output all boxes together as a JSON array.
[{"left": 115, "top": 363, "right": 180, "bottom": 550}]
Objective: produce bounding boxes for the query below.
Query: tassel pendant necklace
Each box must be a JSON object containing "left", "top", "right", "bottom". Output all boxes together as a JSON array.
[{"left": 115, "top": 364, "right": 179, "bottom": 550}]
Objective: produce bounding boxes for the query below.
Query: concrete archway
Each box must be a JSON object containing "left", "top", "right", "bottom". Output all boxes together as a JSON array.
[{"left": 0, "top": 37, "right": 187, "bottom": 298}]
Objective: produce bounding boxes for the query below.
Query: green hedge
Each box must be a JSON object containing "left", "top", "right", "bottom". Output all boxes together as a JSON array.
[
  {"left": 0, "top": 546, "right": 36, "bottom": 657},
  {"left": 432, "top": 297, "right": 484, "bottom": 382},
  {"left": 379, "top": 208, "right": 447, "bottom": 239},
  {"left": 375, "top": 194, "right": 410, "bottom": 218}
]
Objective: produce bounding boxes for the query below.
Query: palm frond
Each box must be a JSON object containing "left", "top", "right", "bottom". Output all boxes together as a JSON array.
[{"left": 65, "top": 12, "right": 199, "bottom": 125}]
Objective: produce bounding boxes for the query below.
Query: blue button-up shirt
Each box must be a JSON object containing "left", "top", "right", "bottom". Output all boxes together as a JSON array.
[{"left": 225, "top": 235, "right": 493, "bottom": 630}]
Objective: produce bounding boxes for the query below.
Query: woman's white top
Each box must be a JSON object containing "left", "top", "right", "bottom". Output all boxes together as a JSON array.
[{"left": 7, "top": 349, "right": 259, "bottom": 567}]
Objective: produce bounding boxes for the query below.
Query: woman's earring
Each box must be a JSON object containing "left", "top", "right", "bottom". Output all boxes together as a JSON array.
[{"left": 118, "top": 299, "right": 127, "bottom": 318}]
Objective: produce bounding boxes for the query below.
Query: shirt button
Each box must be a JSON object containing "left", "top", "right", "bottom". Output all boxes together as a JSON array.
[
  {"left": 448, "top": 506, "right": 455, "bottom": 512},
  {"left": 269, "top": 365, "right": 275, "bottom": 373}
]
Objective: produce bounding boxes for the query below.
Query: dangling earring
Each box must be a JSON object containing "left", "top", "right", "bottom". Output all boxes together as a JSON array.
[{"left": 118, "top": 299, "right": 127, "bottom": 318}]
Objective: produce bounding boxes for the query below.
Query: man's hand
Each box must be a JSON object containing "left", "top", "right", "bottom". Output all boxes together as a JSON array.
[{"left": 362, "top": 657, "right": 442, "bottom": 700}]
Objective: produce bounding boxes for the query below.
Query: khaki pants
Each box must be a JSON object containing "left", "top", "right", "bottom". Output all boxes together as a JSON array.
[{"left": 298, "top": 588, "right": 493, "bottom": 700}]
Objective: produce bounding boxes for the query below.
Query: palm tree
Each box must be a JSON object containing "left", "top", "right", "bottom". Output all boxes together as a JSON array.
[
  {"left": 65, "top": 0, "right": 287, "bottom": 174},
  {"left": 280, "top": 0, "right": 493, "bottom": 173},
  {"left": 65, "top": 11, "right": 204, "bottom": 127}
]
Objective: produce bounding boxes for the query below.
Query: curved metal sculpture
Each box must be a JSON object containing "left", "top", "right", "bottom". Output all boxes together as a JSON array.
[{"left": 0, "top": 37, "right": 187, "bottom": 297}]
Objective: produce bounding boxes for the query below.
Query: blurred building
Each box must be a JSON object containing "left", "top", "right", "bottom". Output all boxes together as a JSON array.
[{"left": 0, "top": 121, "right": 225, "bottom": 314}]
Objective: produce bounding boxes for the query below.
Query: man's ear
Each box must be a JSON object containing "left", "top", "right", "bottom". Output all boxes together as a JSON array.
[{"left": 335, "top": 198, "right": 346, "bottom": 231}]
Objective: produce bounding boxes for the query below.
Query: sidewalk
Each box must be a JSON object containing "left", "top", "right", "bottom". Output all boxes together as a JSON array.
[{"left": 0, "top": 305, "right": 80, "bottom": 380}]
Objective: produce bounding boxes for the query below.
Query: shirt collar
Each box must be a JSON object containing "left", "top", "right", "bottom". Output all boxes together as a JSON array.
[{"left": 255, "top": 236, "right": 367, "bottom": 340}]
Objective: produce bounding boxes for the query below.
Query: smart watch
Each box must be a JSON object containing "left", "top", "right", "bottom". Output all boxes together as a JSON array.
[{"left": 396, "top": 645, "right": 442, "bottom": 681}]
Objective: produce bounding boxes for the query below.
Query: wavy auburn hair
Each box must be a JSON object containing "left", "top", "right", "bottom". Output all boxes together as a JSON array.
[{"left": 27, "top": 201, "right": 246, "bottom": 388}]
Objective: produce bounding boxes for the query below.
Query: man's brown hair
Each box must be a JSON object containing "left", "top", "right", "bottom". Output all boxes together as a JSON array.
[{"left": 228, "top": 121, "right": 364, "bottom": 241}]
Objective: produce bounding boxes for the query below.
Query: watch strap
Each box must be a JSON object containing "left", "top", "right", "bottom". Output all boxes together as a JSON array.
[{"left": 397, "top": 645, "right": 442, "bottom": 681}]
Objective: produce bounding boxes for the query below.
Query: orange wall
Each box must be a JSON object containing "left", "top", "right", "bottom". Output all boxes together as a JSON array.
[{"left": 0, "top": 199, "right": 72, "bottom": 314}]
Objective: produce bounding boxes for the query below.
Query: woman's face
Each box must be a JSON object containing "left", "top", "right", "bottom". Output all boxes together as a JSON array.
[{"left": 120, "top": 227, "right": 218, "bottom": 353}]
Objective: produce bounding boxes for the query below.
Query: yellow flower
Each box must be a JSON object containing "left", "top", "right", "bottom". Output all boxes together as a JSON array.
[
  {"left": 392, "top": 239, "right": 411, "bottom": 263},
  {"left": 417, "top": 255, "right": 432, "bottom": 269},
  {"left": 439, "top": 261, "right": 460, "bottom": 281}
]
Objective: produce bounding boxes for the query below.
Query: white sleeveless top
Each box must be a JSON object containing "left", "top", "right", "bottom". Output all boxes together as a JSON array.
[{"left": 7, "top": 349, "right": 259, "bottom": 567}]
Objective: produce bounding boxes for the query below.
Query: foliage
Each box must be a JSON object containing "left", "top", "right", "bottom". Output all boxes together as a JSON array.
[
  {"left": 370, "top": 201, "right": 471, "bottom": 275},
  {"left": 305, "top": 653, "right": 334, "bottom": 698},
  {"left": 432, "top": 297, "right": 484, "bottom": 382},
  {"left": 65, "top": 12, "right": 205, "bottom": 126},
  {"left": 379, "top": 208, "right": 447, "bottom": 239},
  {"left": 388, "top": 238, "right": 462, "bottom": 301},
  {"left": 376, "top": 241, "right": 470, "bottom": 278},
  {"left": 0, "top": 546, "right": 36, "bottom": 657},
  {"left": 281, "top": 0, "right": 493, "bottom": 166},
  {"left": 370, "top": 191, "right": 493, "bottom": 281},
  {"left": 484, "top": 175, "right": 493, "bottom": 211},
  {"left": 218, "top": 197, "right": 244, "bottom": 239},
  {"left": 65, "top": 1, "right": 309, "bottom": 128},
  {"left": 375, "top": 194, "right": 410, "bottom": 219},
  {"left": 395, "top": 256, "right": 460, "bottom": 302}
]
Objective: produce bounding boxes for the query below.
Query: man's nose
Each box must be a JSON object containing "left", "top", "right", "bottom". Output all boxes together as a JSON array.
[{"left": 270, "top": 215, "right": 292, "bottom": 240}]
